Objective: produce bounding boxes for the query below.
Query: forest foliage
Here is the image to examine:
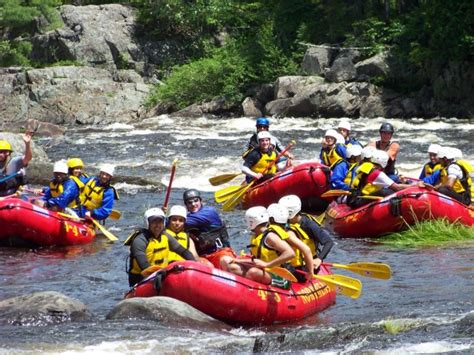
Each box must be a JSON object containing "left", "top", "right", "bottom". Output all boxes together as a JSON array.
[{"left": 1, "top": 0, "right": 473, "bottom": 108}]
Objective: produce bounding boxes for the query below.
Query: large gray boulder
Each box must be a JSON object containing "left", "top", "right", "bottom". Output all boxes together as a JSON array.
[
  {"left": 301, "top": 46, "right": 334, "bottom": 75},
  {"left": 325, "top": 57, "right": 357, "bottom": 83},
  {"left": 107, "top": 296, "right": 228, "bottom": 330},
  {"left": 0, "top": 291, "right": 90, "bottom": 325},
  {"left": 0, "top": 66, "right": 150, "bottom": 126}
]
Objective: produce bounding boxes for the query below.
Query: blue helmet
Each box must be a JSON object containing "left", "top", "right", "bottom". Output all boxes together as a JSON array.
[{"left": 256, "top": 117, "right": 270, "bottom": 127}]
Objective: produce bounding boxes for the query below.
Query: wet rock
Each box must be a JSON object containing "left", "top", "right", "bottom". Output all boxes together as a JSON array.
[
  {"left": 107, "top": 296, "right": 229, "bottom": 330},
  {"left": 241, "top": 97, "right": 262, "bottom": 117},
  {"left": 0, "top": 291, "right": 90, "bottom": 326}
]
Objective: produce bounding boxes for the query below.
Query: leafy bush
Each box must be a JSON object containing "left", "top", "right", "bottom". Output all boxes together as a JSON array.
[{"left": 0, "top": 40, "right": 32, "bottom": 67}]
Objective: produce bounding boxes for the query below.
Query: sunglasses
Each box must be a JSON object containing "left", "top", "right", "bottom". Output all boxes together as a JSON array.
[
  {"left": 256, "top": 125, "right": 269, "bottom": 129},
  {"left": 185, "top": 197, "right": 200, "bottom": 204}
]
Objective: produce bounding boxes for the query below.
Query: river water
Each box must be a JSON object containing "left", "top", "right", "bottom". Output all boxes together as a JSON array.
[{"left": 1, "top": 116, "right": 473, "bottom": 353}]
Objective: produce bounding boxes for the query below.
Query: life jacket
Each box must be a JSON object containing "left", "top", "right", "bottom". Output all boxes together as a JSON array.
[
  {"left": 67, "top": 176, "right": 85, "bottom": 208},
  {"left": 251, "top": 148, "right": 277, "bottom": 174},
  {"left": 80, "top": 177, "right": 118, "bottom": 211},
  {"left": 165, "top": 229, "right": 190, "bottom": 263},
  {"left": 188, "top": 224, "right": 230, "bottom": 255},
  {"left": 422, "top": 162, "right": 442, "bottom": 178},
  {"left": 376, "top": 141, "right": 397, "bottom": 175},
  {"left": 344, "top": 162, "right": 358, "bottom": 186},
  {"left": 321, "top": 145, "right": 344, "bottom": 168},
  {"left": 249, "top": 224, "right": 288, "bottom": 262},
  {"left": 351, "top": 162, "right": 383, "bottom": 195},
  {"left": 287, "top": 222, "right": 316, "bottom": 268},
  {"left": 440, "top": 160, "right": 473, "bottom": 194},
  {"left": 126, "top": 229, "right": 170, "bottom": 276},
  {"left": 0, "top": 157, "right": 24, "bottom": 197},
  {"left": 49, "top": 179, "right": 64, "bottom": 198}
]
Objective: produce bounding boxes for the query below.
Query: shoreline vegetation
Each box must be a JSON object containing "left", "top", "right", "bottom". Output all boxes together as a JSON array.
[{"left": 1, "top": 1, "right": 473, "bottom": 117}]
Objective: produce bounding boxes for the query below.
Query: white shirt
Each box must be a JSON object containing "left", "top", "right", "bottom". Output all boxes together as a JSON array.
[
  {"left": 447, "top": 163, "right": 463, "bottom": 180},
  {"left": 371, "top": 170, "right": 395, "bottom": 188}
]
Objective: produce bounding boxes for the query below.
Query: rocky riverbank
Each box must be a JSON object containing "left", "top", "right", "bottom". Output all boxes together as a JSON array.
[{"left": 1, "top": 3, "right": 472, "bottom": 130}]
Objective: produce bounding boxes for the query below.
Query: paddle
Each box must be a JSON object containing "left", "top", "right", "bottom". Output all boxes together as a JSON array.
[
  {"left": 141, "top": 264, "right": 163, "bottom": 277},
  {"left": 0, "top": 171, "right": 22, "bottom": 184},
  {"left": 323, "top": 262, "right": 392, "bottom": 280},
  {"left": 214, "top": 184, "right": 246, "bottom": 203},
  {"left": 57, "top": 212, "right": 118, "bottom": 242},
  {"left": 163, "top": 158, "right": 178, "bottom": 209},
  {"left": 296, "top": 270, "right": 362, "bottom": 299},
  {"left": 234, "top": 259, "right": 298, "bottom": 282},
  {"left": 209, "top": 172, "right": 242, "bottom": 186},
  {"left": 321, "top": 190, "right": 383, "bottom": 200},
  {"left": 222, "top": 140, "right": 296, "bottom": 212}
]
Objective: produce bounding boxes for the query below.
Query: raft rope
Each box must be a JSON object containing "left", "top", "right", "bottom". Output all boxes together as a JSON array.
[{"left": 138, "top": 264, "right": 330, "bottom": 298}]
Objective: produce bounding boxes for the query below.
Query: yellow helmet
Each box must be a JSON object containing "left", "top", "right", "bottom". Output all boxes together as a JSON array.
[
  {"left": 67, "top": 157, "right": 84, "bottom": 169},
  {"left": 0, "top": 140, "right": 12, "bottom": 152}
]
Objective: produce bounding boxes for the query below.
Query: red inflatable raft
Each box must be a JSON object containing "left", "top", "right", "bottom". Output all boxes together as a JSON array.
[
  {"left": 241, "top": 161, "right": 331, "bottom": 211},
  {"left": 125, "top": 261, "right": 336, "bottom": 325},
  {"left": 325, "top": 186, "right": 474, "bottom": 238},
  {"left": 0, "top": 197, "right": 96, "bottom": 247}
]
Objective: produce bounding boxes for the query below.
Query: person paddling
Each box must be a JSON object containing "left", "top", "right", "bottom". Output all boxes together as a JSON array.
[
  {"left": 125, "top": 207, "right": 196, "bottom": 287},
  {"left": 220, "top": 206, "right": 295, "bottom": 288},
  {"left": 79, "top": 164, "right": 118, "bottom": 221},
  {"left": 165, "top": 205, "right": 199, "bottom": 263},
  {"left": 37, "top": 161, "right": 80, "bottom": 214},
  {"left": 367, "top": 122, "right": 400, "bottom": 181},
  {"left": 0, "top": 132, "right": 33, "bottom": 197},
  {"left": 183, "top": 189, "right": 235, "bottom": 268},
  {"left": 242, "top": 131, "right": 278, "bottom": 184}
]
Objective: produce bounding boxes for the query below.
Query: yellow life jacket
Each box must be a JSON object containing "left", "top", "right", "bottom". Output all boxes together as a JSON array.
[
  {"left": 128, "top": 231, "right": 170, "bottom": 275},
  {"left": 251, "top": 149, "right": 277, "bottom": 174},
  {"left": 49, "top": 180, "right": 64, "bottom": 198},
  {"left": 440, "top": 160, "right": 473, "bottom": 193},
  {"left": 423, "top": 162, "right": 442, "bottom": 177},
  {"left": 249, "top": 224, "right": 288, "bottom": 262},
  {"left": 322, "top": 145, "right": 344, "bottom": 168},
  {"left": 80, "top": 178, "right": 118, "bottom": 211},
  {"left": 350, "top": 162, "right": 375, "bottom": 189},
  {"left": 351, "top": 162, "right": 383, "bottom": 195},
  {"left": 344, "top": 162, "right": 358, "bottom": 186},
  {"left": 287, "top": 222, "right": 316, "bottom": 267},
  {"left": 67, "top": 176, "right": 85, "bottom": 208},
  {"left": 165, "top": 229, "right": 190, "bottom": 263}
]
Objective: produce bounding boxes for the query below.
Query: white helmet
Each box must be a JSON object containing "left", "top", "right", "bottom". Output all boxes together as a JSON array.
[
  {"left": 437, "top": 146, "right": 455, "bottom": 160},
  {"left": 267, "top": 203, "right": 289, "bottom": 224},
  {"left": 338, "top": 121, "right": 351, "bottom": 131},
  {"left": 324, "top": 129, "right": 339, "bottom": 139},
  {"left": 346, "top": 144, "right": 362, "bottom": 158},
  {"left": 372, "top": 150, "right": 389, "bottom": 168},
  {"left": 257, "top": 131, "right": 272, "bottom": 141},
  {"left": 451, "top": 148, "right": 462, "bottom": 159},
  {"left": 168, "top": 205, "right": 187, "bottom": 220},
  {"left": 100, "top": 164, "right": 115, "bottom": 177},
  {"left": 245, "top": 206, "right": 269, "bottom": 231},
  {"left": 427, "top": 144, "right": 441, "bottom": 154},
  {"left": 53, "top": 161, "right": 69, "bottom": 174},
  {"left": 278, "top": 195, "right": 301, "bottom": 219},
  {"left": 144, "top": 207, "right": 165, "bottom": 228},
  {"left": 361, "top": 146, "right": 376, "bottom": 160}
]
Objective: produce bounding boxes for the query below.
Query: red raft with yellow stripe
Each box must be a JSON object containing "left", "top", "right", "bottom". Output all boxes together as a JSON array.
[
  {"left": 241, "top": 161, "right": 332, "bottom": 211},
  {"left": 325, "top": 186, "right": 474, "bottom": 238},
  {"left": 0, "top": 197, "right": 96, "bottom": 247},
  {"left": 125, "top": 261, "right": 336, "bottom": 325}
]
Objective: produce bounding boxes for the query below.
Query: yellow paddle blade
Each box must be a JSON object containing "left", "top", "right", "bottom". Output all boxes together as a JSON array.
[
  {"left": 314, "top": 274, "right": 362, "bottom": 299},
  {"left": 209, "top": 173, "right": 242, "bottom": 186},
  {"left": 321, "top": 190, "right": 350, "bottom": 198},
  {"left": 109, "top": 209, "right": 121, "bottom": 220},
  {"left": 214, "top": 184, "right": 246, "bottom": 203},
  {"left": 358, "top": 195, "right": 383, "bottom": 200},
  {"left": 222, "top": 182, "right": 254, "bottom": 212},
  {"left": 315, "top": 212, "right": 326, "bottom": 225},
  {"left": 328, "top": 262, "right": 392, "bottom": 280},
  {"left": 91, "top": 219, "right": 118, "bottom": 242}
]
